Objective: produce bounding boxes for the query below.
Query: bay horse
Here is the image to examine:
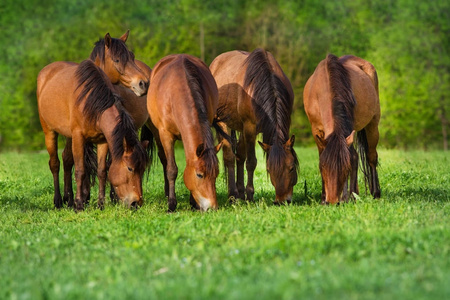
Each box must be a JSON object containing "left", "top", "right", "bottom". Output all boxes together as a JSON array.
[
  {"left": 58, "top": 31, "right": 151, "bottom": 209},
  {"left": 303, "top": 54, "right": 381, "bottom": 204},
  {"left": 209, "top": 49, "right": 298, "bottom": 204},
  {"left": 146, "top": 54, "right": 222, "bottom": 212},
  {"left": 37, "top": 33, "right": 149, "bottom": 211}
]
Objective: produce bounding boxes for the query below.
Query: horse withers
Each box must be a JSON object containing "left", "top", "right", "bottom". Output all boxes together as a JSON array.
[
  {"left": 146, "top": 54, "right": 222, "bottom": 212},
  {"left": 303, "top": 54, "right": 381, "bottom": 204},
  {"left": 210, "top": 49, "right": 298, "bottom": 205}
]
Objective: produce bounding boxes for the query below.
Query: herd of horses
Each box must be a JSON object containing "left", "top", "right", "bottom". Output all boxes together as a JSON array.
[{"left": 36, "top": 31, "right": 381, "bottom": 212}]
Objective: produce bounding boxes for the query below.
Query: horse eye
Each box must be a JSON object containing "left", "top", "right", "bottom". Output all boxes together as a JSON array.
[
  {"left": 289, "top": 167, "right": 295, "bottom": 173},
  {"left": 113, "top": 58, "right": 119, "bottom": 63},
  {"left": 127, "top": 167, "right": 133, "bottom": 172},
  {"left": 196, "top": 173, "right": 204, "bottom": 179}
]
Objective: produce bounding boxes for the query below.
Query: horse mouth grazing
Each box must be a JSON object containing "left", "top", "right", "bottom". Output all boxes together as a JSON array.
[{"left": 196, "top": 196, "right": 217, "bottom": 212}]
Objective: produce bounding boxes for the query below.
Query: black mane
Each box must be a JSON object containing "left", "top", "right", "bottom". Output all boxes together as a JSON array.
[
  {"left": 75, "top": 59, "right": 118, "bottom": 124},
  {"left": 320, "top": 54, "right": 356, "bottom": 177},
  {"left": 75, "top": 60, "right": 148, "bottom": 173},
  {"left": 243, "top": 48, "right": 293, "bottom": 145},
  {"left": 243, "top": 48, "right": 297, "bottom": 175},
  {"left": 183, "top": 57, "right": 219, "bottom": 178}
]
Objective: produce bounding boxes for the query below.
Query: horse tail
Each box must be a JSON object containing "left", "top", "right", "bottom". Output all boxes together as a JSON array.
[
  {"left": 357, "top": 129, "right": 376, "bottom": 193},
  {"left": 140, "top": 124, "right": 155, "bottom": 170},
  {"left": 84, "top": 142, "right": 98, "bottom": 187},
  {"left": 243, "top": 48, "right": 292, "bottom": 145}
]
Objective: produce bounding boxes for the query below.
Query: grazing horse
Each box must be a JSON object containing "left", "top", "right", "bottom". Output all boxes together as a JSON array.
[
  {"left": 37, "top": 48, "right": 149, "bottom": 210},
  {"left": 209, "top": 49, "right": 298, "bottom": 204},
  {"left": 88, "top": 38, "right": 153, "bottom": 204},
  {"left": 303, "top": 54, "right": 381, "bottom": 204},
  {"left": 59, "top": 31, "right": 151, "bottom": 209},
  {"left": 146, "top": 54, "right": 222, "bottom": 212}
]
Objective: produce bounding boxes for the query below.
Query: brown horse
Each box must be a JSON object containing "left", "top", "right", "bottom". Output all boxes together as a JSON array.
[
  {"left": 303, "top": 54, "right": 381, "bottom": 204},
  {"left": 37, "top": 33, "right": 149, "bottom": 211},
  {"left": 59, "top": 32, "right": 151, "bottom": 209},
  {"left": 88, "top": 38, "right": 153, "bottom": 205},
  {"left": 209, "top": 49, "right": 298, "bottom": 204},
  {"left": 146, "top": 54, "right": 222, "bottom": 212}
]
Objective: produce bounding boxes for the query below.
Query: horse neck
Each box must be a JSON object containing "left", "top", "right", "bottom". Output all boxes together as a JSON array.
[{"left": 98, "top": 106, "right": 120, "bottom": 150}]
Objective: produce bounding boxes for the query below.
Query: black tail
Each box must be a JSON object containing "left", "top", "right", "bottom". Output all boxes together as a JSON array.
[
  {"left": 140, "top": 124, "right": 155, "bottom": 169},
  {"left": 84, "top": 142, "right": 98, "bottom": 187},
  {"left": 357, "top": 129, "right": 379, "bottom": 193}
]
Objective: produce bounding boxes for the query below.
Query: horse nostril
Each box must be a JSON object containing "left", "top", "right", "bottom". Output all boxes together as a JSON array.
[
  {"left": 130, "top": 201, "right": 139, "bottom": 210},
  {"left": 139, "top": 80, "right": 147, "bottom": 90}
]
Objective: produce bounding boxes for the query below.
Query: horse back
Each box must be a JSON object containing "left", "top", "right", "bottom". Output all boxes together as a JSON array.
[
  {"left": 37, "top": 61, "right": 80, "bottom": 136},
  {"left": 340, "top": 56, "right": 380, "bottom": 131},
  {"left": 148, "top": 54, "right": 217, "bottom": 137}
]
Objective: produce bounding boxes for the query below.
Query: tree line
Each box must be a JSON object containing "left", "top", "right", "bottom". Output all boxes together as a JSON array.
[{"left": 0, "top": 0, "right": 448, "bottom": 151}]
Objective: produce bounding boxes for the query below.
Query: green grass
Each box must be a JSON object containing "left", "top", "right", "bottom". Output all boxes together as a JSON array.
[{"left": 0, "top": 147, "right": 449, "bottom": 299}]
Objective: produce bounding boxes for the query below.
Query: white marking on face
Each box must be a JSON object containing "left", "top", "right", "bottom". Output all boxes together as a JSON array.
[{"left": 198, "top": 196, "right": 211, "bottom": 212}]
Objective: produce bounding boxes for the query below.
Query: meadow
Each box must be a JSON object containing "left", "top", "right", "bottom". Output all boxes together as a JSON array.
[{"left": 0, "top": 146, "right": 448, "bottom": 299}]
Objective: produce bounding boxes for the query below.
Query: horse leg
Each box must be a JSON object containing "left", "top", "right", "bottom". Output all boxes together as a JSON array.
[
  {"left": 159, "top": 132, "right": 178, "bottom": 212},
  {"left": 72, "top": 131, "right": 87, "bottom": 211},
  {"left": 349, "top": 145, "right": 359, "bottom": 198},
  {"left": 365, "top": 122, "right": 381, "bottom": 198},
  {"left": 155, "top": 137, "right": 169, "bottom": 198},
  {"left": 343, "top": 145, "right": 359, "bottom": 203},
  {"left": 243, "top": 123, "right": 257, "bottom": 201},
  {"left": 97, "top": 143, "right": 108, "bottom": 210},
  {"left": 44, "top": 130, "right": 63, "bottom": 209},
  {"left": 220, "top": 126, "right": 238, "bottom": 201},
  {"left": 62, "top": 138, "right": 74, "bottom": 207},
  {"left": 235, "top": 133, "right": 246, "bottom": 200}
]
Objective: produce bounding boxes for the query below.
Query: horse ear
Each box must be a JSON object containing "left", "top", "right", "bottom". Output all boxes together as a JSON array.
[
  {"left": 120, "top": 30, "right": 130, "bottom": 43},
  {"left": 215, "top": 141, "right": 223, "bottom": 153},
  {"left": 346, "top": 130, "right": 355, "bottom": 146},
  {"left": 104, "top": 33, "right": 112, "bottom": 48},
  {"left": 285, "top": 135, "right": 295, "bottom": 150},
  {"left": 196, "top": 143, "right": 205, "bottom": 158},
  {"left": 258, "top": 141, "right": 270, "bottom": 153}
]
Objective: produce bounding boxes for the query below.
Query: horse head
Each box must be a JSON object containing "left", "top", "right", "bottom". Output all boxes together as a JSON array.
[
  {"left": 108, "top": 139, "right": 149, "bottom": 209},
  {"left": 94, "top": 31, "right": 149, "bottom": 97},
  {"left": 259, "top": 135, "right": 298, "bottom": 204},
  {"left": 317, "top": 131, "right": 355, "bottom": 204},
  {"left": 183, "top": 143, "right": 222, "bottom": 211}
]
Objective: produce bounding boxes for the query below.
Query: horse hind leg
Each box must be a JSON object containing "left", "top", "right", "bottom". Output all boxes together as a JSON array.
[
  {"left": 159, "top": 132, "right": 178, "bottom": 212},
  {"left": 243, "top": 124, "right": 257, "bottom": 201},
  {"left": 358, "top": 124, "right": 381, "bottom": 199},
  {"left": 221, "top": 128, "right": 239, "bottom": 201},
  {"left": 235, "top": 133, "right": 247, "bottom": 200}
]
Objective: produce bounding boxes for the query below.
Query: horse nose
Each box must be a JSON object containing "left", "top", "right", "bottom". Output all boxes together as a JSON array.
[
  {"left": 130, "top": 200, "right": 139, "bottom": 210},
  {"left": 139, "top": 79, "right": 148, "bottom": 91}
]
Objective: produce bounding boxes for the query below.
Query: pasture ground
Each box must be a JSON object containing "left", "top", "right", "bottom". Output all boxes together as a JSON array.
[{"left": 0, "top": 147, "right": 448, "bottom": 299}]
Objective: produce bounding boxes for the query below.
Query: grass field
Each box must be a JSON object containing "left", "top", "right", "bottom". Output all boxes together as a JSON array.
[{"left": 0, "top": 147, "right": 448, "bottom": 299}]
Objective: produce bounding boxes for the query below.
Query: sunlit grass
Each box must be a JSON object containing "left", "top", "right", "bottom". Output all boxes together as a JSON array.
[{"left": 0, "top": 147, "right": 448, "bottom": 299}]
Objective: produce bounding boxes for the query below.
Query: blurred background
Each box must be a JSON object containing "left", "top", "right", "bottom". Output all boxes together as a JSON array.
[{"left": 0, "top": 0, "right": 448, "bottom": 151}]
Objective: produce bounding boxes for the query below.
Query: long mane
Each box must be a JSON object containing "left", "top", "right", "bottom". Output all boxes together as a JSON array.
[
  {"left": 75, "top": 60, "right": 148, "bottom": 174},
  {"left": 320, "top": 54, "right": 356, "bottom": 177},
  {"left": 243, "top": 48, "right": 293, "bottom": 145},
  {"left": 183, "top": 57, "right": 219, "bottom": 179},
  {"left": 243, "top": 48, "right": 298, "bottom": 176}
]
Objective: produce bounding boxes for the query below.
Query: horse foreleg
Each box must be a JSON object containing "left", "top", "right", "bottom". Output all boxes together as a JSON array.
[
  {"left": 235, "top": 134, "right": 246, "bottom": 200},
  {"left": 159, "top": 132, "right": 178, "bottom": 212},
  {"left": 62, "top": 138, "right": 74, "bottom": 207},
  {"left": 97, "top": 143, "right": 108, "bottom": 209},
  {"left": 72, "top": 132, "right": 87, "bottom": 211},
  {"left": 243, "top": 124, "right": 257, "bottom": 201},
  {"left": 44, "top": 130, "right": 62, "bottom": 209}
]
